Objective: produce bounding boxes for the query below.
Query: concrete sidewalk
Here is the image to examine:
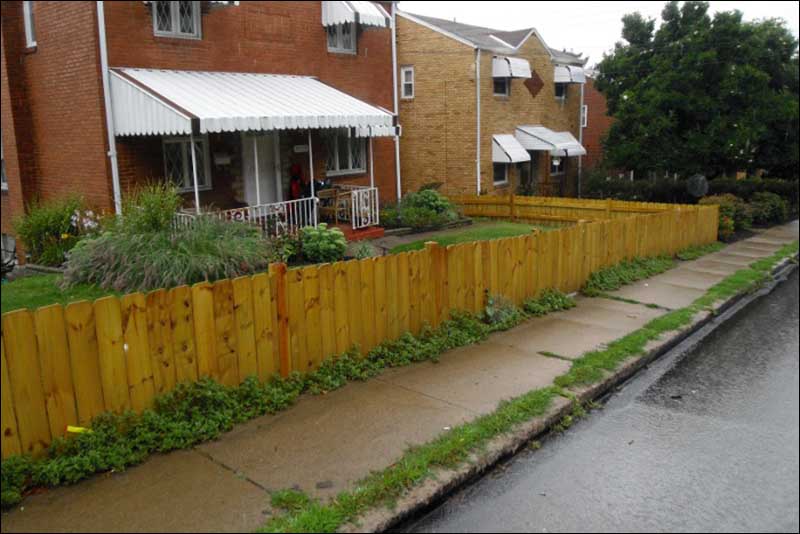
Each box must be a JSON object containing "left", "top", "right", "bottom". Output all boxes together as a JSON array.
[{"left": 2, "top": 222, "right": 797, "bottom": 533}]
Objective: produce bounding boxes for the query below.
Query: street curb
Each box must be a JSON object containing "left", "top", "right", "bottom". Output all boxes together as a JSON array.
[{"left": 350, "top": 253, "right": 799, "bottom": 533}]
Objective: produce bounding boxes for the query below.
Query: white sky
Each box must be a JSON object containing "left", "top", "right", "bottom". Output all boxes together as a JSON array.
[{"left": 398, "top": 1, "right": 800, "bottom": 67}]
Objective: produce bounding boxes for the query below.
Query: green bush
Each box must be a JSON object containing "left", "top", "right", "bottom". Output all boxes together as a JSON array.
[
  {"left": 12, "top": 196, "right": 95, "bottom": 266},
  {"left": 708, "top": 178, "right": 798, "bottom": 211},
  {"left": 299, "top": 223, "right": 347, "bottom": 263},
  {"left": 380, "top": 190, "right": 460, "bottom": 231},
  {"left": 699, "top": 194, "right": 752, "bottom": 235},
  {"left": 749, "top": 192, "right": 788, "bottom": 226},
  {"left": 62, "top": 217, "right": 274, "bottom": 292},
  {"left": 118, "top": 183, "right": 183, "bottom": 234}
]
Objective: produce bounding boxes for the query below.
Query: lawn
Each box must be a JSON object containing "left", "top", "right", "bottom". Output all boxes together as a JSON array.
[
  {"left": 388, "top": 221, "right": 553, "bottom": 254},
  {"left": 1, "top": 274, "right": 116, "bottom": 314}
]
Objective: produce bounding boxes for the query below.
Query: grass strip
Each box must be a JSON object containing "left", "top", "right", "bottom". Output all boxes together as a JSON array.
[
  {"left": 261, "top": 240, "right": 797, "bottom": 533},
  {"left": 582, "top": 255, "right": 676, "bottom": 296},
  {"left": 675, "top": 241, "right": 726, "bottom": 261}
]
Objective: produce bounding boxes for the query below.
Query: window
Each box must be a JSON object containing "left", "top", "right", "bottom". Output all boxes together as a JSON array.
[
  {"left": 153, "top": 1, "right": 201, "bottom": 39},
  {"left": 493, "top": 163, "right": 508, "bottom": 185},
  {"left": 493, "top": 78, "right": 510, "bottom": 97},
  {"left": 23, "top": 1, "right": 36, "bottom": 48},
  {"left": 550, "top": 156, "right": 565, "bottom": 176},
  {"left": 581, "top": 104, "right": 588, "bottom": 128},
  {"left": 401, "top": 66, "right": 414, "bottom": 99},
  {"left": 162, "top": 137, "right": 211, "bottom": 192},
  {"left": 554, "top": 82, "right": 567, "bottom": 101},
  {"left": 1, "top": 132, "right": 7, "bottom": 191},
  {"left": 326, "top": 22, "right": 356, "bottom": 53},
  {"left": 326, "top": 130, "right": 366, "bottom": 176}
]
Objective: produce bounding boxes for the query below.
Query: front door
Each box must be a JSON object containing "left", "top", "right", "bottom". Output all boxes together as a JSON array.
[{"left": 242, "top": 132, "right": 281, "bottom": 206}]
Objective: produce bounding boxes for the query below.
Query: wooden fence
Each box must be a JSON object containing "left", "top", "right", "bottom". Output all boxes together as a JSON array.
[{"left": 1, "top": 197, "right": 719, "bottom": 458}]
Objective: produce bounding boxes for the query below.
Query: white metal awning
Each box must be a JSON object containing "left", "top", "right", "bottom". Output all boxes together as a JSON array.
[
  {"left": 492, "top": 56, "right": 532, "bottom": 79},
  {"left": 109, "top": 68, "right": 395, "bottom": 136},
  {"left": 492, "top": 134, "right": 531, "bottom": 163},
  {"left": 515, "top": 125, "right": 586, "bottom": 156},
  {"left": 554, "top": 65, "right": 586, "bottom": 84},
  {"left": 321, "top": 1, "right": 390, "bottom": 28}
]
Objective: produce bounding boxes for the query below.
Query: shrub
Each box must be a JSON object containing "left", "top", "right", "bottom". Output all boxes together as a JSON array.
[
  {"left": 118, "top": 183, "right": 183, "bottom": 234},
  {"left": 12, "top": 196, "right": 97, "bottom": 266},
  {"left": 708, "top": 177, "right": 799, "bottom": 211},
  {"left": 62, "top": 217, "right": 274, "bottom": 292},
  {"left": 380, "top": 189, "right": 460, "bottom": 231},
  {"left": 749, "top": 192, "right": 788, "bottom": 226},
  {"left": 299, "top": 223, "right": 347, "bottom": 263},
  {"left": 699, "top": 194, "right": 752, "bottom": 235}
]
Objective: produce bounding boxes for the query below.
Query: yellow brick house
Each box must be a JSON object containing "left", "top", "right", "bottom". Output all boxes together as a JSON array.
[{"left": 396, "top": 12, "right": 588, "bottom": 197}]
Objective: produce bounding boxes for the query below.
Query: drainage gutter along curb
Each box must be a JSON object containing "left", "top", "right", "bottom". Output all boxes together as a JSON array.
[{"left": 351, "top": 254, "right": 799, "bottom": 533}]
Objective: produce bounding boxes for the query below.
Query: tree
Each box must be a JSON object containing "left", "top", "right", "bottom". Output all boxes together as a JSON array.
[{"left": 596, "top": 1, "right": 799, "bottom": 179}]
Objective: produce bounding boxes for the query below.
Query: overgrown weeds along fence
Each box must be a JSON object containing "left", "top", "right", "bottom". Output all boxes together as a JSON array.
[{"left": 1, "top": 197, "right": 718, "bottom": 457}]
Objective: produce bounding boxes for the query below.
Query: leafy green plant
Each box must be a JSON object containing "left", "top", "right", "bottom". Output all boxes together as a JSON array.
[
  {"left": 749, "top": 191, "right": 788, "bottom": 226},
  {"left": 675, "top": 242, "right": 725, "bottom": 261},
  {"left": 582, "top": 255, "right": 675, "bottom": 296},
  {"left": 482, "top": 294, "right": 525, "bottom": 329},
  {"left": 13, "top": 196, "right": 88, "bottom": 266},
  {"left": 300, "top": 223, "right": 347, "bottom": 263},
  {"left": 699, "top": 194, "right": 753, "bottom": 235},
  {"left": 353, "top": 242, "right": 377, "bottom": 259},
  {"left": 380, "top": 190, "right": 460, "bottom": 231},
  {"left": 523, "top": 289, "right": 576, "bottom": 316},
  {"left": 62, "top": 217, "right": 274, "bottom": 292},
  {"left": 118, "top": 183, "right": 183, "bottom": 234}
]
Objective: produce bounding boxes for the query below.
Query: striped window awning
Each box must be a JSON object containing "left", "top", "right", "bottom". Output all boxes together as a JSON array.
[
  {"left": 554, "top": 65, "right": 586, "bottom": 84},
  {"left": 515, "top": 125, "right": 586, "bottom": 157},
  {"left": 492, "top": 134, "right": 531, "bottom": 163},
  {"left": 321, "top": 1, "right": 390, "bottom": 28},
  {"left": 492, "top": 56, "right": 532, "bottom": 79}
]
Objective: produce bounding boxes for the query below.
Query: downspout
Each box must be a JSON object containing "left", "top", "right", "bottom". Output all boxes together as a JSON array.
[
  {"left": 96, "top": 1, "right": 122, "bottom": 215},
  {"left": 391, "top": 2, "right": 402, "bottom": 200},
  {"left": 577, "top": 81, "right": 584, "bottom": 198},
  {"left": 475, "top": 48, "right": 481, "bottom": 195}
]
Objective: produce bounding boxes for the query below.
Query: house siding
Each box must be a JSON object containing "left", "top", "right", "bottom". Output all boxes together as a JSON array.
[
  {"left": 397, "top": 15, "right": 583, "bottom": 197},
  {"left": 582, "top": 76, "right": 613, "bottom": 171}
]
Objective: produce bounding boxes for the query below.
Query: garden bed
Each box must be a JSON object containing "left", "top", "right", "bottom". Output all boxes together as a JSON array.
[{"left": 384, "top": 220, "right": 554, "bottom": 254}]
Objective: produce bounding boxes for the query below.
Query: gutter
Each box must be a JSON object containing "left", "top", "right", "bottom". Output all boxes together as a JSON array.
[
  {"left": 475, "top": 49, "right": 481, "bottom": 195},
  {"left": 578, "top": 81, "right": 584, "bottom": 198},
  {"left": 391, "top": 2, "right": 402, "bottom": 200},
  {"left": 96, "top": 1, "right": 122, "bottom": 215}
]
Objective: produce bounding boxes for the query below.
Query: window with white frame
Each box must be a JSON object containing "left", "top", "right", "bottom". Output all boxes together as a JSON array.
[
  {"left": 162, "top": 137, "right": 211, "bottom": 192},
  {"left": 153, "top": 1, "right": 201, "bottom": 39},
  {"left": 554, "top": 82, "right": 567, "bottom": 101},
  {"left": 1, "top": 132, "right": 7, "bottom": 191},
  {"left": 493, "top": 78, "right": 510, "bottom": 97},
  {"left": 326, "top": 22, "right": 356, "bottom": 53},
  {"left": 23, "top": 1, "right": 36, "bottom": 48},
  {"left": 550, "top": 155, "right": 565, "bottom": 176},
  {"left": 493, "top": 163, "right": 508, "bottom": 185},
  {"left": 401, "top": 66, "right": 414, "bottom": 99},
  {"left": 326, "top": 130, "right": 366, "bottom": 176}
]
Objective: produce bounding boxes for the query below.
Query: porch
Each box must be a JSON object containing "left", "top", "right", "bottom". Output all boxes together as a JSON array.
[{"left": 110, "top": 68, "right": 399, "bottom": 236}]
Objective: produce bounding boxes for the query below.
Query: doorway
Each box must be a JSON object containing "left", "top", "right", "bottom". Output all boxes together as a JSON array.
[{"left": 241, "top": 132, "right": 282, "bottom": 206}]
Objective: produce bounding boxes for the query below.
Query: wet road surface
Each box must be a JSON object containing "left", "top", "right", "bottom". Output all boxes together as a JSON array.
[{"left": 403, "top": 269, "right": 800, "bottom": 533}]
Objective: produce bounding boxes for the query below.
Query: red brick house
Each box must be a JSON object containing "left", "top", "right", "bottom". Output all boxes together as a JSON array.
[
  {"left": 1, "top": 1, "right": 403, "bottom": 253},
  {"left": 580, "top": 69, "right": 613, "bottom": 173}
]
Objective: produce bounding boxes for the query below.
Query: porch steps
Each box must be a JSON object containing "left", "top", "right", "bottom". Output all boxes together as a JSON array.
[{"left": 334, "top": 224, "right": 385, "bottom": 242}]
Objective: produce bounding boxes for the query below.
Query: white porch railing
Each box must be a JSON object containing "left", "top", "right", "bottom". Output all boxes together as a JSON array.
[
  {"left": 174, "top": 197, "right": 317, "bottom": 236},
  {"left": 174, "top": 187, "right": 380, "bottom": 236}
]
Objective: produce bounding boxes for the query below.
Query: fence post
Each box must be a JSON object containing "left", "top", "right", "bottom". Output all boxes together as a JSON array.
[
  {"left": 605, "top": 198, "right": 612, "bottom": 220},
  {"left": 269, "top": 262, "right": 290, "bottom": 377},
  {"left": 424, "top": 241, "right": 447, "bottom": 326}
]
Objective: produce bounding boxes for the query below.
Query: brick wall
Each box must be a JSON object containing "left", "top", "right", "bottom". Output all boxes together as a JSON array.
[
  {"left": 397, "top": 16, "right": 583, "bottom": 198},
  {"left": 581, "top": 77, "right": 613, "bottom": 171},
  {"left": 105, "top": 1, "right": 398, "bottom": 204}
]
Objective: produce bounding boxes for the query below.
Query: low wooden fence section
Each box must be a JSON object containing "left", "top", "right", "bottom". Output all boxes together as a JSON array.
[{"left": 1, "top": 198, "right": 719, "bottom": 458}]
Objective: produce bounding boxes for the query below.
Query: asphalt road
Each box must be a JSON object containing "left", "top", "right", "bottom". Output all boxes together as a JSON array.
[{"left": 403, "top": 269, "right": 800, "bottom": 533}]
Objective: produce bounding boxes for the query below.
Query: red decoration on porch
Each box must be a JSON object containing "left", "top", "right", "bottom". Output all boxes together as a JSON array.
[{"left": 525, "top": 71, "right": 544, "bottom": 98}]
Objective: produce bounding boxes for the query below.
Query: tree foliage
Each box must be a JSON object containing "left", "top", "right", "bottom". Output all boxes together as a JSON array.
[{"left": 596, "top": 1, "right": 799, "bottom": 178}]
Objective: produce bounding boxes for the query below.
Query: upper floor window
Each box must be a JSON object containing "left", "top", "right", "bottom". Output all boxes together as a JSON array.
[
  {"left": 401, "top": 66, "right": 414, "bottom": 99},
  {"left": 327, "top": 22, "right": 356, "bottom": 54},
  {"left": 554, "top": 82, "right": 567, "bottom": 101},
  {"left": 326, "top": 130, "right": 366, "bottom": 176},
  {"left": 581, "top": 104, "right": 588, "bottom": 128},
  {"left": 23, "top": 1, "right": 36, "bottom": 48},
  {"left": 153, "top": 1, "right": 201, "bottom": 39},
  {"left": 493, "top": 78, "right": 510, "bottom": 97},
  {"left": 163, "top": 136, "right": 211, "bottom": 193}
]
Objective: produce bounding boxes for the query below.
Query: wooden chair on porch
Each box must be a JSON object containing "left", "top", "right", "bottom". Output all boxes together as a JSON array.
[{"left": 317, "top": 187, "right": 350, "bottom": 225}]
